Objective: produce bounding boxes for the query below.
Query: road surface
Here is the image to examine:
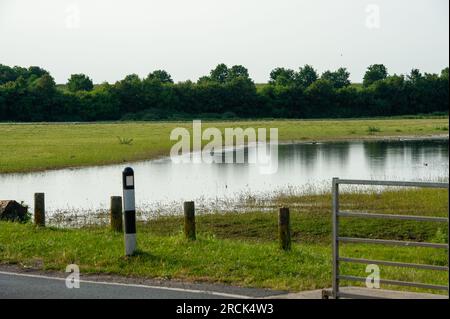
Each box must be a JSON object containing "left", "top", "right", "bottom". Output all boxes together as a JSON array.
[{"left": 0, "top": 271, "right": 256, "bottom": 299}]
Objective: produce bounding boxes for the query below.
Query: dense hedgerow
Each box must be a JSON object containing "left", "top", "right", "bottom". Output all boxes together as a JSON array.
[{"left": 0, "top": 63, "right": 448, "bottom": 122}]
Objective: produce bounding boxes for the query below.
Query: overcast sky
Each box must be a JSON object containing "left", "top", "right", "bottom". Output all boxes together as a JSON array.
[{"left": 0, "top": 0, "right": 448, "bottom": 84}]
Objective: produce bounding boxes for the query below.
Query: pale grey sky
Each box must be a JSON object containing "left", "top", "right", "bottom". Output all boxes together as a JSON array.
[{"left": 0, "top": 0, "right": 448, "bottom": 84}]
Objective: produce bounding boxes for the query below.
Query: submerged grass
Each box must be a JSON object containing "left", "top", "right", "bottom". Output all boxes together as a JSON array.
[
  {"left": 0, "top": 117, "right": 448, "bottom": 173},
  {"left": 144, "top": 188, "right": 449, "bottom": 244},
  {"left": 0, "top": 188, "right": 448, "bottom": 293}
]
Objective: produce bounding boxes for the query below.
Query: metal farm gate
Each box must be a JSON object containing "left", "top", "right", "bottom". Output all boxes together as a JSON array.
[{"left": 329, "top": 178, "right": 449, "bottom": 299}]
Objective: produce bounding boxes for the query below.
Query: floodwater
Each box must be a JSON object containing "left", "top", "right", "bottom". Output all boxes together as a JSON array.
[{"left": 0, "top": 138, "right": 448, "bottom": 216}]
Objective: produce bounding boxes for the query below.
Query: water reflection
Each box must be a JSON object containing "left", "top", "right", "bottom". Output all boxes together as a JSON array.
[
  {"left": 363, "top": 140, "right": 449, "bottom": 180},
  {"left": 0, "top": 139, "right": 447, "bottom": 215}
]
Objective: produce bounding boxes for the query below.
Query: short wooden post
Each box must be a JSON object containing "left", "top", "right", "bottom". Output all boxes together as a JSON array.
[
  {"left": 184, "top": 201, "right": 196, "bottom": 240},
  {"left": 279, "top": 207, "right": 291, "bottom": 251},
  {"left": 34, "top": 193, "right": 45, "bottom": 227},
  {"left": 110, "top": 196, "right": 123, "bottom": 232}
]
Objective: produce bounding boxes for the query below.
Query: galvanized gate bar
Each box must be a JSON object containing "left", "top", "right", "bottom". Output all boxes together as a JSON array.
[
  {"left": 339, "top": 257, "right": 449, "bottom": 271},
  {"left": 331, "top": 178, "right": 449, "bottom": 299},
  {"left": 338, "top": 211, "right": 449, "bottom": 223},
  {"left": 338, "top": 275, "right": 449, "bottom": 291},
  {"left": 336, "top": 179, "right": 449, "bottom": 189},
  {"left": 338, "top": 237, "right": 449, "bottom": 249}
]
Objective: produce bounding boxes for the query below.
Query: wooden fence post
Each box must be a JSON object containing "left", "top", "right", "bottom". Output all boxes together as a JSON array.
[
  {"left": 279, "top": 207, "right": 291, "bottom": 251},
  {"left": 110, "top": 196, "right": 123, "bottom": 232},
  {"left": 184, "top": 201, "right": 196, "bottom": 240},
  {"left": 34, "top": 193, "right": 45, "bottom": 227}
]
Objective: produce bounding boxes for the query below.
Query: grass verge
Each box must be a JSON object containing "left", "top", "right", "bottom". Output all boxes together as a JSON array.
[{"left": 0, "top": 188, "right": 448, "bottom": 294}]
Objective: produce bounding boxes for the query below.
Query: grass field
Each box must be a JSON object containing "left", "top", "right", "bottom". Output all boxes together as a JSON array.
[
  {"left": 0, "top": 117, "right": 448, "bottom": 174},
  {"left": 0, "top": 188, "right": 448, "bottom": 293},
  {"left": 1, "top": 117, "right": 448, "bottom": 294}
]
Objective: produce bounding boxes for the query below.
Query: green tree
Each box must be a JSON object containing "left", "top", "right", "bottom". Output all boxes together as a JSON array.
[
  {"left": 114, "top": 74, "right": 143, "bottom": 114},
  {"left": 0, "top": 65, "right": 49, "bottom": 85},
  {"left": 197, "top": 76, "right": 213, "bottom": 85},
  {"left": 363, "top": 64, "right": 388, "bottom": 87},
  {"left": 27, "top": 66, "right": 49, "bottom": 79},
  {"left": 296, "top": 65, "right": 318, "bottom": 88},
  {"left": 269, "top": 68, "right": 296, "bottom": 86},
  {"left": 208, "top": 64, "right": 251, "bottom": 84},
  {"left": 372, "top": 74, "right": 407, "bottom": 115},
  {"left": 67, "top": 74, "right": 94, "bottom": 92},
  {"left": 0, "top": 64, "right": 16, "bottom": 85},
  {"left": 31, "top": 74, "right": 56, "bottom": 94},
  {"left": 228, "top": 65, "right": 250, "bottom": 80},
  {"left": 305, "top": 79, "right": 335, "bottom": 117},
  {"left": 440, "top": 67, "right": 449, "bottom": 80},
  {"left": 210, "top": 64, "right": 229, "bottom": 83},
  {"left": 321, "top": 67, "right": 351, "bottom": 89},
  {"left": 407, "top": 69, "right": 423, "bottom": 83},
  {"left": 146, "top": 70, "right": 173, "bottom": 84},
  {"left": 78, "top": 83, "right": 120, "bottom": 121}
]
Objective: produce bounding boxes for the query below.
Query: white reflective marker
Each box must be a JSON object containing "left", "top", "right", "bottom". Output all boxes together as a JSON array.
[{"left": 126, "top": 175, "right": 134, "bottom": 187}]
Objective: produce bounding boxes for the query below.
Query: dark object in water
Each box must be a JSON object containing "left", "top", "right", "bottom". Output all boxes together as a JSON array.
[{"left": 0, "top": 200, "right": 28, "bottom": 222}]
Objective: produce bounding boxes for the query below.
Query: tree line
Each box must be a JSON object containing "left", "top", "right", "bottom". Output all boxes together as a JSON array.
[{"left": 0, "top": 63, "right": 448, "bottom": 122}]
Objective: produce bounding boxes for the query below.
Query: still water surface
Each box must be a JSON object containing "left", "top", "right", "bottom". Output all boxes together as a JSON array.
[{"left": 0, "top": 139, "right": 448, "bottom": 215}]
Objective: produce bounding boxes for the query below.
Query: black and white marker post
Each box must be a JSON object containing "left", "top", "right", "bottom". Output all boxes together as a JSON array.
[{"left": 122, "top": 167, "right": 136, "bottom": 256}]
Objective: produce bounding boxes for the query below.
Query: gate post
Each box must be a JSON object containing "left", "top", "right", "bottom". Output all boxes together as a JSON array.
[{"left": 332, "top": 177, "right": 340, "bottom": 299}]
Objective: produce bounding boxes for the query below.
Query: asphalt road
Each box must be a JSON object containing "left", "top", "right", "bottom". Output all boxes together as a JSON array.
[{"left": 0, "top": 271, "right": 251, "bottom": 299}]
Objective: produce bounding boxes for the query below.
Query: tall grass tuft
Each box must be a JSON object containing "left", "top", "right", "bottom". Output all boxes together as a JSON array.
[
  {"left": 117, "top": 136, "right": 134, "bottom": 145},
  {"left": 367, "top": 126, "right": 381, "bottom": 134}
]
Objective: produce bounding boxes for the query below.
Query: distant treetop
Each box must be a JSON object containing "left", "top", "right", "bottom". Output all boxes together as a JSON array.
[{"left": 67, "top": 73, "right": 94, "bottom": 92}]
